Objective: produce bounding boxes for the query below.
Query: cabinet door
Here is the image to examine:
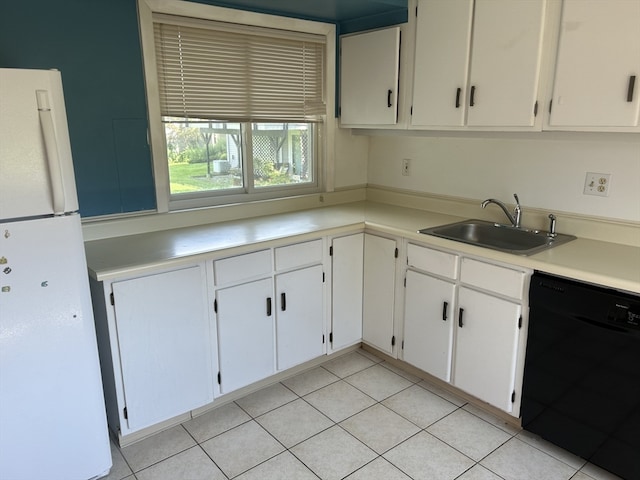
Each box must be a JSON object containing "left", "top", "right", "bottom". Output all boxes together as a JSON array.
[
  {"left": 275, "top": 265, "right": 324, "bottom": 371},
  {"left": 340, "top": 27, "right": 401, "bottom": 125},
  {"left": 403, "top": 270, "right": 456, "bottom": 382},
  {"left": 466, "top": 0, "right": 546, "bottom": 126},
  {"left": 549, "top": 0, "right": 640, "bottom": 127},
  {"left": 453, "top": 287, "right": 521, "bottom": 412},
  {"left": 412, "top": 0, "right": 474, "bottom": 127},
  {"left": 331, "top": 233, "right": 364, "bottom": 351},
  {"left": 363, "top": 234, "right": 397, "bottom": 355},
  {"left": 216, "top": 278, "right": 274, "bottom": 394},
  {"left": 112, "top": 266, "right": 213, "bottom": 432}
]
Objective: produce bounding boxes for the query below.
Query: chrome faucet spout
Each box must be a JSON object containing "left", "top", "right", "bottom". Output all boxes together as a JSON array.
[{"left": 481, "top": 193, "right": 522, "bottom": 228}]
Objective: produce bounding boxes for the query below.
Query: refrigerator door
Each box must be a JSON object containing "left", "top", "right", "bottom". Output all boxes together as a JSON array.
[
  {"left": 0, "top": 214, "right": 111, "bottom": 480},
  {"left": 0, "top": 68, "right": 79, "bottom": 220}
]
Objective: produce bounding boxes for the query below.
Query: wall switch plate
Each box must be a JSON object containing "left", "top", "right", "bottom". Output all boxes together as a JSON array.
[
  {"left": 402, "top": 158, "right": 411, "bottom": 176},
  {"left": 583, "top": 172, "right": 611, "bottom": 197}
]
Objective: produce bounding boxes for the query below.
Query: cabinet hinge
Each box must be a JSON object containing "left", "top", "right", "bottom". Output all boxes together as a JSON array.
[
  {"left": 110, "top": 292, "right": 115, "bottom": 306},
  {"left": 549, "top": 99, "right": 553, "bottom": 114},
  {"left": 511, "top": 390, "right": 516, "bottom": 403},
  {"left": 329, "top": 245, "right": 333, "bottom": 256},
  {"left": 123, "top": 407, "right": 128, "bottom": 420},
  {"left": 534, "top": 101, "right": 538, "bottom": 117},
  {"left": 214, "top": 299, "right": 217, "bottom": 313},
  {"left": 394, "top": 247, "right": 399, "bottom": 258},
  {"left": 217, "top": 372, "right": 221, "bottom": 385},
  {"left": 518, "top": 315, "right": 523, "bottom": 329},
  {"left": 391, "top": 335, "right": 396, "bottom": 347},
  {"left": 329, "top": 332, "right": 333, "bottom": 343}
]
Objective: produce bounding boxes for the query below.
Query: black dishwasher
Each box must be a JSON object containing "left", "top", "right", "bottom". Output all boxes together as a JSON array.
[{"left": 521, "top": 272, "right": 640, "bottom": 480}]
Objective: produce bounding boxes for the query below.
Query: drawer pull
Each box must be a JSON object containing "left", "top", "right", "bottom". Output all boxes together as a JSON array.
[
  {"left": 627, "top": 75, "right": 636, "bottom": 102},
  {"left": 442, "top": 301, "right": 448, "bottom": 321},
  {"left": 458, "top": 307, "right": 464, "bottom": 327}
]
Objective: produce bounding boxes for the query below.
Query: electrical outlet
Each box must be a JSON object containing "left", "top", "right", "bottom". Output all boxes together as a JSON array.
[
  {"left": 583, "top": 172, "right": 611, "bottom": 197},
  {"left": 402, "top": 158, "right": 411, "bottom": 176}
]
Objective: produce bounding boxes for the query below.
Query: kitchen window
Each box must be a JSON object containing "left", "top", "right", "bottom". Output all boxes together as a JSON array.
[{"left": 138, "top": 0, "right": 336, "bottom": 212}]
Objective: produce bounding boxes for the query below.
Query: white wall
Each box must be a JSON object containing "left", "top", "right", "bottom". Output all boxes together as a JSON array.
[
  {"left": 366, "top": 132, "right": 640, "bottom": 222},
  {"left": 333, "top": 126, "right": 369, "bottom": 189}
]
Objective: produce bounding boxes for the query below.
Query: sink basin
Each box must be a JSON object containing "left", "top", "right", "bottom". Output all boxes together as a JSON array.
[{"left": 419, "top": 220, "right": 576, "bottom": 256}]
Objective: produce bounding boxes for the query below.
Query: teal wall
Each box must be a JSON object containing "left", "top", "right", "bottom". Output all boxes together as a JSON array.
[
  {"left": 1, "top": 0, "right": 155, "bottom": 216},
  {"left": 0, "top": 0, "right": 406, "bottom": 217}
]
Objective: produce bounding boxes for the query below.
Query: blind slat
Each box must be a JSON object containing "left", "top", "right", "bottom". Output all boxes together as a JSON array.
[{"left": 154, "top": 18, "right": 325, "bottom": 123}]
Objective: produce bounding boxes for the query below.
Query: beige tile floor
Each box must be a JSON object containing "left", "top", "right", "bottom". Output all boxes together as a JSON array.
[{"left": 104, "top": 349, "right": 623, "bottom": 480}]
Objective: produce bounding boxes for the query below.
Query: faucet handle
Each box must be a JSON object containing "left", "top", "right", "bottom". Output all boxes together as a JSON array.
[
  {"left": 548, "top": 214, "right": 557, "bottom": 237},
  {"left": 512, "top": 194, "right": 522, "bottom": 227}
]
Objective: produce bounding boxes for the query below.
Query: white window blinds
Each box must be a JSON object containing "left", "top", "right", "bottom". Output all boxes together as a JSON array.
[{"left": 153, "top": 14, "right": 326, "bottom": 123}]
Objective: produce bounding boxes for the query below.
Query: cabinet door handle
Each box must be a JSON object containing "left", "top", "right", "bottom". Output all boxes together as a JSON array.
[
  {"left": 266, "top": 297, "right": 272, "bottom": 317},
  {"left": 387, "top": 89, "right": 393, "bottom": 108},
  {"left": 442, "top": 301, "right": 448, "bottom": 321},
  {"left": 455, "top": 88, "right": 461, "bottom": 108},
  {"left": 627, "top": 75, "right": 636, "bottom": 102},
  {"left": 281, "top": 292, "right": 286, "bottom": 311},
  {"left": 469, "top": 86, "right": 476, "bottom": 107},
  {"left": 458, "top": 308, "right": 464, "bottom": 327}
]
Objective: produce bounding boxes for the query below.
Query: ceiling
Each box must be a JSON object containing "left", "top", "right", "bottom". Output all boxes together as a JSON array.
[{"left": 197, "top": 0, "right": 408, "bottom": 32}]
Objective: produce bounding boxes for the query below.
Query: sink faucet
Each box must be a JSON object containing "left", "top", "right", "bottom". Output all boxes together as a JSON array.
[{"left": 481, "top": 193, "right": 522, "bottom": 228}]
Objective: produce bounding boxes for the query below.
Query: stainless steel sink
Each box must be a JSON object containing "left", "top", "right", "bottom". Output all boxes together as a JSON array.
[{"left": 419, "top": 220, "right": 576, "bottom": 256}]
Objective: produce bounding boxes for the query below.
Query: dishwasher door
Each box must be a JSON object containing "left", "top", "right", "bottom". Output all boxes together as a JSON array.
[{"left": 521, "top": 272, "right": 640, "bottom": 480}]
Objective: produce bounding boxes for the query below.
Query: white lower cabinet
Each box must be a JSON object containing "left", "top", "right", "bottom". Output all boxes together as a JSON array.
[
  {"left": 453, "top": 287, "right": 522, "bottom": 413},
  {"left": 363, "top": 234, "right": 398, "bottom": 355},
  {"left": 403, "top": 270, "right": 456, "bottom": 382},
  {"left": 109, "top": 265, "right": 214, "bottom": 433},
  {"left": 92, "top": 228, "right": 534, "bottom": 442},
  {"left": 401, "top": 243, "right": 529, "bottom": 415},
  {"left": 216, "top": 278, "right": 275, "bottom": 394},
  {"left": 215, "top": 239, "right": 326, "bottom": 393},
  {"left": 275, "top": 265, "right": 324, "bottom": 371},
  {"left": 330, "top": 233, "right": 364, "bottom": 351}
]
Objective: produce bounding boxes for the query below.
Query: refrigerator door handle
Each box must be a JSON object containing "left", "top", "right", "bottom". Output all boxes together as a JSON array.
[{"left": 36, "top": 90, "right": 66, "bottom": 215}]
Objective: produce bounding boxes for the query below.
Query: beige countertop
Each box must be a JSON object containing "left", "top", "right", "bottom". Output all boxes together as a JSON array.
[{"left": 85, "top": 201, "right": 640, "bottom": 293}]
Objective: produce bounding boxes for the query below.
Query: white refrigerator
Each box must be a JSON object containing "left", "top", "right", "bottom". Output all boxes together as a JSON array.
[{"left": 0, "top": 68, "right": 112, "bottom": 479}]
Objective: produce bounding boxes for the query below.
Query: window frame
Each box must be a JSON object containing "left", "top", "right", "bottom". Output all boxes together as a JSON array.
[{"left": 138, "top": 0, "right": 336, "bottom": 212}]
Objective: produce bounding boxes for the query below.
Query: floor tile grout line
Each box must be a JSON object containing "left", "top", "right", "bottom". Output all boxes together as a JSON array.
[
  {"left": 115, "top": 349, "right": 599, "bottom": 480},
  {"left": 181, "top": 424, "right": 232, "bottom": 479}
]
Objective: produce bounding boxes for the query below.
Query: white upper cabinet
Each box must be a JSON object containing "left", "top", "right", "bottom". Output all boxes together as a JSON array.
[
  {"left": 411, "top": 0, "right": 547, "bottom": 129},
  {"left": 547, "top": 0, "right": 640, "bottom": 130},
  {"left": 340, "top": 27, "right": 401, "bottom": 126},
  {"left": 411, "top": 0, "right": 473, "bottom": 127}
]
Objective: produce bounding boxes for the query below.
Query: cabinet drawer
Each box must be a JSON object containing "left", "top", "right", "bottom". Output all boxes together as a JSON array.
[
  {"left": 214, "top": 249, "right": 272, "bottom": 285},
  {"left": 275, "top": 239, "right": 323, "bottom": 271},
  {"left": 460, "top": 258, "right": 525, "bottom": 299},
  {"left": 407, "top": 244, "right": 458, "bottom": 279}
]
